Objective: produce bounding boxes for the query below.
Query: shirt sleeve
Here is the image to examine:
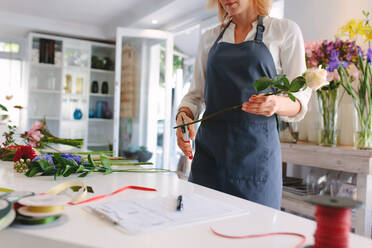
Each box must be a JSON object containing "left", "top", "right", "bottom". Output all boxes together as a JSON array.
[
  {"left": 279, "top": 20, "right": 312, "bottom": 122},
  {"left": 178, "top": 33, "right": 208, "bottom": 120}
]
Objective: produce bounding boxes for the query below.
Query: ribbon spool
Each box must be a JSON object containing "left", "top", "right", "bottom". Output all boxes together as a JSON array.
[
  {"left": 17, "top": 194, "right": 70, "bottom": 217},
  {"left": 0, "top": 199, "right": 15, "bottom": 230},
  {"left": 304, "top": 195, "right": 363, "bottom": 248},
  {"left": 17, "top": 180, "right": 88, "bottom": 218}
]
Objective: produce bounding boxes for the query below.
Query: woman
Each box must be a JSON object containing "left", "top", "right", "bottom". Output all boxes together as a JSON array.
[{"left": 176, "top": 0, "right": 311, "bottom": 209}]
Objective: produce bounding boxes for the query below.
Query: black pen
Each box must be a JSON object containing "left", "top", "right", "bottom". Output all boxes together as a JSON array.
[{"left": 176, "top": 195, "right": 183, "bottom": 211}]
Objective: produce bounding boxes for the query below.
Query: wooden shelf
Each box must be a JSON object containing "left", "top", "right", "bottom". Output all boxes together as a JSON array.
[
  {"left": 91, "top": 68, "right": 115, "bottom": 74},
  {"left": 88, "top": 118, "right": 113, "bottom": 122},
  {"left": 31, "top": 62, "right": 61, "bottom": 69},
  {"left": 29, "top": 116, "right": 59, "bottom": 120},
  {"left": 90, "top": 93, "right": 114, "bottom": 97},
  {"left": 281, "top": 194, "right": 315, "bottom": 217},
  {"left": 281, "top": 142, "right": 372, "bottom": 237},
  {"left": 281, "top": 142, "right": 372, "bottom": 174},
  {"left": 30, "top": 89, "right": 61, "bottom": 94}
]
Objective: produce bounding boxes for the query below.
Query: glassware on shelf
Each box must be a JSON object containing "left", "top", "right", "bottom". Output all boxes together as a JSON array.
[
  {"left": 64, "top": 74, "right": 72, "bottom": 93},
  {"left": 96, "top": 100, "right": 104, "bottom": 118},
  {"left": 75, "top": 77, "right": 84, "bottom": 94},
  {"left": 47, "top": 71, "right": 56, "bottom": 90},
  {"left": 101, "top": 81, "right": 108, "bottom": 94},
  {"left": 91, "top": 80, "right": 99, "bottom": 93}
]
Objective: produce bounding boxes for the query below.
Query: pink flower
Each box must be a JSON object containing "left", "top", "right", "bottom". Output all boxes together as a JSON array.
[
  {"left": 326, "top": 70, "right": 341, "bottom": 82},
  {"left": 305, "top": 41, "right": 323, "bottom": 68},
  {"left": 27, "top": 129, "right": 44, "bottom": 147},
  {"left": 30, "top": 121, "right": 44, "bottom": 133}
]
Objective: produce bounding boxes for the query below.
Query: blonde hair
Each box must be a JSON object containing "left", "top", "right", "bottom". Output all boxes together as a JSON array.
[{"left": 206, "top": 0, "right": 272, "bottom": 24}]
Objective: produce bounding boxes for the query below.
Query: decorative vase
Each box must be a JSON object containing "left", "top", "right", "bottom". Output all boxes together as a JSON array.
[
  {"left": 353, "top": 108, "right": 372, "bottom": 149},
  {"left": 101, "top": 81, "right": 109, "bottom": 94},
  {"left": 73, "top": 109, "right": 83, "bottom": 120},
  {"left": 316, "top": 84, "right": 340, "bottom": 147},
  {"left": 91, "top": 80, "right": 99, "bottom": 93}
]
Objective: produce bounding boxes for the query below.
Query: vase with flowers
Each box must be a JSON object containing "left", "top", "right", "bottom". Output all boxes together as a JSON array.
[{"left": 336, "top": 11, "right": 372, "bottom": 149}]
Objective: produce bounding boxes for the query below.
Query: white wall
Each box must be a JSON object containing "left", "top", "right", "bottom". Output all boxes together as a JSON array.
[{"left": 284, "top": 0, "right": 372, "bottom": 42}]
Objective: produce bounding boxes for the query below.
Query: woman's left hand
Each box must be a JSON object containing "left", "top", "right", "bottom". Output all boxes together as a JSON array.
[{"left": 241, "top": 94, "right": 279, "bottom": 117}]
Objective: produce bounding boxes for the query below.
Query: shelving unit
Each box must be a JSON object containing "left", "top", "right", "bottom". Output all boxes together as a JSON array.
[
  {"left": 281, "top": 142, "right": 372, "bottom": 238},
  {"left": 26, "top": 33, "right": 115, "bottom": 151}
]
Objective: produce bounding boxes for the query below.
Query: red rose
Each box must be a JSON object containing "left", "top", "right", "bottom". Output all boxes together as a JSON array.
[{"left": 13, "top": 146, "right": 37, "bottom": 162}]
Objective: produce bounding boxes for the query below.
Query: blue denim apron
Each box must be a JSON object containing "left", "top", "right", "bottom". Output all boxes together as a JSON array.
[{"left": 189, "top": 16, "right": 282, "bottom": 209}]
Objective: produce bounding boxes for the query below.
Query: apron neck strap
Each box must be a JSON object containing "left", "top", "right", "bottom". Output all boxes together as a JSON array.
[
  {"left": 254, "top": 16, "right": 265, "bottom": 42},
  {"left": 214, "top": 16, "right": 265, "bottom": 45},
  {"left": 213, "top": 19, "right": 233, "bottom": 46}
]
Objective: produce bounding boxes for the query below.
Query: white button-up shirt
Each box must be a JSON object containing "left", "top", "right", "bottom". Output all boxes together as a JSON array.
[{"left": 179, "top": 16, "right": 312, "bottom": 122}]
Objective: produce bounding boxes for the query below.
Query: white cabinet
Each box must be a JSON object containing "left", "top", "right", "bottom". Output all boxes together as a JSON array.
[{"left": 26, "top": 33, "right": 115, "bottom": 151}]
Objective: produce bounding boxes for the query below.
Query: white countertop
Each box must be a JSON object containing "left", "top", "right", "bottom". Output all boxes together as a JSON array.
[{"left": 0, "top": 161, "right": 371, "bottom": 248}]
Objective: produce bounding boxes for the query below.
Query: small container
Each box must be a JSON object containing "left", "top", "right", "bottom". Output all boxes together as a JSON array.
[
  {"left": 101, "top": 81, "right": 109, "bottom": 94},
  {"left": 91, "top": 80, "right": 99, "bottom": 93}
]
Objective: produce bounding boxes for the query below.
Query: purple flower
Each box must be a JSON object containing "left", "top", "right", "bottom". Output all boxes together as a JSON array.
[
  {"left": 367, "top": 48, "right": 372, "bottom": 64},
  {"left": 32, "top": 154, "right": 54, "bottom": 165},
  {"left": 327, "top": 50, "right": 349, "bottom": 72},
  {"left": 61, "top": 153, "right": 82, "bottom": 165}
]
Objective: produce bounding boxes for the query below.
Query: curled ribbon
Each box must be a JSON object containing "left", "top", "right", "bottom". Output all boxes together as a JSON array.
[
  {"left": 69, "top": 186, "right": 157, "bottom": 205},
  {"left": 210, "top": 227, "right": 306, "bottom": 248},
  {"left": 46, "top": 180, "right": 88, "bottom": 204}
]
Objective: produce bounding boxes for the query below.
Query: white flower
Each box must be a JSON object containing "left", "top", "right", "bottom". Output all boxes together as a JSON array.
[{"left": 304, "top": 67, "right": 329, "bottom": 91}]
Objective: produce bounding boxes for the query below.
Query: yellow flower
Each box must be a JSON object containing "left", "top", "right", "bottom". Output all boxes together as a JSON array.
[{"left": 338, "top": 19, "right": 371, "bottom": 42}]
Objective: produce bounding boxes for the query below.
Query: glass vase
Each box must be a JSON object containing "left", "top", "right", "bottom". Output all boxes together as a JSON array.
[
  {"left": 353, "top": 108, "right": 372, "bottom": 149},
  {"left": 279, "top": 120, "right": 298, "bottom": 143},
  {"left": 316, "top": 87, "right": 340, "bottom": 147}
]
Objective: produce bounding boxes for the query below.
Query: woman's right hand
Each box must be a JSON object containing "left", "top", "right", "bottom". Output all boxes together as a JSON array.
[{"left": 176, "top": 112, "right": 195, "bottom": 159}]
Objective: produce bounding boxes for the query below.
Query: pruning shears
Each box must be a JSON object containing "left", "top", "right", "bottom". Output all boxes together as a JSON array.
[{"left": 181, "top": 116, "right": 193, "bottom": 160}]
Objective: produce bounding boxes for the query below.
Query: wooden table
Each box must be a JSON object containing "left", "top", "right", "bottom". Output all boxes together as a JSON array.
[
  {"left": 0, "top": 161, "right": 372, "bottom": 247},
  {"left": 281, "top": 142, "right": 372, "bottom": 238}
]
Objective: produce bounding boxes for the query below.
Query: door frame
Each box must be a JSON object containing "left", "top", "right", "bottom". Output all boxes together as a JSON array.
[{"left": 114, "top": 27, "right": 174, "bottom": 170}]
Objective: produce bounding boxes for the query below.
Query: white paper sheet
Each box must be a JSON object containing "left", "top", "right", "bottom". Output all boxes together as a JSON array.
[{"left": 87, "top": 194, "right": 246, "bottom": 234}]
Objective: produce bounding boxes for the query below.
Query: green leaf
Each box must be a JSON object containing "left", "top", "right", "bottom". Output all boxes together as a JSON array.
[
  {"left": 76, "top": 165, "right": 85, "bottom": 173},
  {"left": 288, "top": 93, "right": 296, "bottom": 102},
  {"left": 100, "top": 156, "right": 111, "bottom": 169},
  {"left": 104, "top": 167, "right": 113, "bottom": 175},
  {"left": 63, "top": 167, "right": 75, "bottom": 177},
  {"left": 38, "top": 160, "right": 52, "bottom": 171},
  {"left": 282, "top": 77, "right": 290, "bottom": 89},
  {"left": 26, "top": 167, "right": 40, "bottom": 177},
  {"left": 290, "top": 76, "right": 306, "bottom": 92},
  {"left": 254, "top": 77, "right": 272, "bottom": 92},
  {"left": 0, "top": 104, "right": 7, "bottom": 112},
  {"left": 88, "top": 154, "right": 96, "bottom": 167},
  {"left": 87, "top": 186, "right": 94, "bottom": 193},
  {"left": 78, "top": 171, "right": 90, "bottom": 178},
  {"left": 54, "top": 168, "right": 61, "bottom": 180},
  {"left": 53, "top": 154, "right": 65, "bottom": 165}
]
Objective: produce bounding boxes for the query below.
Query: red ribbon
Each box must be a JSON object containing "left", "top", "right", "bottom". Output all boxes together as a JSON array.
[
  {"left": 68, "top": 186, "right": 157, "bottom": 205},
  {"left": 210, "top": 227, "right": 306, "bottom": 248}
]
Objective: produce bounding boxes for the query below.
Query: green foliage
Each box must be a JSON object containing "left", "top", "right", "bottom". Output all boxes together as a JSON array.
[
  {"left": 24, "top": 153, "right": 170, "bottom": 180},
  {"left": 0, "top": 104, "right": 7, "bottom": 112},
  {"left": 254, "top": 74, "right": 306, "bottom": 102}
]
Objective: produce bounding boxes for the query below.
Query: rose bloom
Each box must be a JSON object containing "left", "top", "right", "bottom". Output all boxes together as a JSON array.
[
  {"left": 30, "top": 121, "right": 44, "bottom": 133},
  {"left": 304, "top": 67, "right": 329, "bottom": 91}
]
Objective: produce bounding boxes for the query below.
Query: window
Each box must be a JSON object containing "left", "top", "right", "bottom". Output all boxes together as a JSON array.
[
  {"left": 0, "top": 39, "right": 25, "bottom": 128},
  {"left": 0, "top": 42, "right": 20, "bottom": 54}
]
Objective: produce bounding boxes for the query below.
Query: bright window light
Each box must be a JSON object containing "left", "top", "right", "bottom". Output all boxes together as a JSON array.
[{"left": 0, "top": 42, "right": 20, "bottom": 53}]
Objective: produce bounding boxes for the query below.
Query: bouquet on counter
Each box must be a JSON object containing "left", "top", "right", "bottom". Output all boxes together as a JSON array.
[
  {"left": 13, "top": 151, "right": 172, "bottom": 180},
  {"left": 22, "top": 119, "right": 83, "bottom": 149}
]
